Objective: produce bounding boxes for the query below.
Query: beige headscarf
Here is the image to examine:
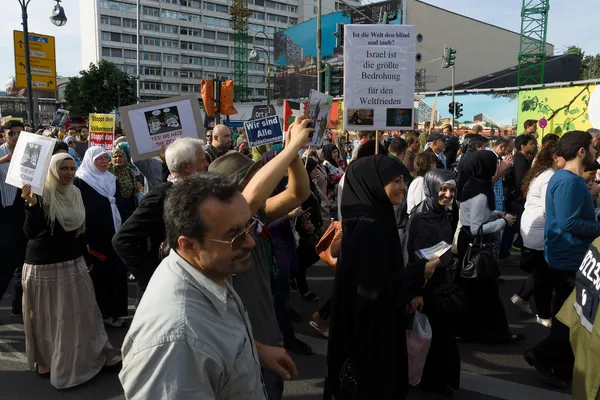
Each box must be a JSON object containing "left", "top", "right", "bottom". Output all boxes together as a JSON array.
[{"left": 43, "top": 153, "right": 86, "bottom": 236}]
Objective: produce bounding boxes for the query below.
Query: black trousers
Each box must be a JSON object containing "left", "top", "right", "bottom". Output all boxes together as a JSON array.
[
  {"left": 517, "top": 248, "right": 553, "bottom": 319},
  {"left": 0, "top": 204, "right": 26, "bottom": 313},
  {"left": 530, "top": 268, "right": 576, "bottom": 381}
]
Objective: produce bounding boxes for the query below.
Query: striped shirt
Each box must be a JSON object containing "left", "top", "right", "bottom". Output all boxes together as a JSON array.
[{"left": 0, "top": 144, "right": 17, "bottom": 208}]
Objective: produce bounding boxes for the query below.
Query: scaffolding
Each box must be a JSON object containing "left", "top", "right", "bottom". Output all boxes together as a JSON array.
[
  {"left": 231, "top": 0, "right": 252, "bottom": 101},
  {"left": 517, "top": 0, "right": 550, "bottom": 86}
]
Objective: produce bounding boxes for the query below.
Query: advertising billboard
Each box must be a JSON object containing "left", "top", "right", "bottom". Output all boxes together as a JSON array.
[
  {"left": 518, "top": 84, "right": 600, "bottom": 135},
  {"left": 423, "top": 93, "right": 519, "bottom": 135}
]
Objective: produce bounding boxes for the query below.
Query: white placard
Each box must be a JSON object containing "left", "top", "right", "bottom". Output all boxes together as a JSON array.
[
  {"left": 5, "top": 132, "right": 56, "bottom": 195},
  {"left": 119, "top": 94, "right": 205, "bottom": 161},
  {"left": 344, "top": 24, "right": 416, "bottom": 131}
]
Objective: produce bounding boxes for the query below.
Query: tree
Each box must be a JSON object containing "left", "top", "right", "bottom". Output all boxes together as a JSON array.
[
  {"left": 64, "top": 60, "right": 137, "bottom": 115},
  {"left": 567, "top": 45, "right": 600, "bottom": 80}
]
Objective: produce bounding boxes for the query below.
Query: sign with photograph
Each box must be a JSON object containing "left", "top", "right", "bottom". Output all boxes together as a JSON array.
[
  {"left": 50, "top": 108, "right": 69, "bottom": 129},
  {"left": 5, "top": 132, "right": 56, "bottom": 195},
  {"left": 89, "top": 113, "right": 116, "bottom": 151},
  {"left": 244, "top": 115, "right": 284, "bottom": 148},
  {"left": 343, "top": 24, "right": 416, "bottom": 131},
  {"left": 306, "top": 89, "right": 333, "bottom": 147},
  {"left": 119, "top": 94, "right": 205, "bottom": 160}
]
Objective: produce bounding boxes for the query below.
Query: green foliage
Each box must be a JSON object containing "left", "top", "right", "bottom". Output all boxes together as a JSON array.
[
  {"left": 64, "top": 60, "right": 137, "bottom": 115},
  {"left": 567, "top": 45, "right": 600, "bottom": 80}
]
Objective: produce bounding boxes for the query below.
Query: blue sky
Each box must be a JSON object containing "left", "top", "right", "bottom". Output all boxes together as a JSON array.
[{"left": 0, "top": 0, "right": 598, "bottom": 84}]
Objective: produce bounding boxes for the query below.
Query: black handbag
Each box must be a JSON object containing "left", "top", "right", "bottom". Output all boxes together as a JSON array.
[
  {"left": 460, "top": 226, "right": 500, "bottom": 281},
  {"left": 339, "top": 358, "right": 363, "bottom": 399}
]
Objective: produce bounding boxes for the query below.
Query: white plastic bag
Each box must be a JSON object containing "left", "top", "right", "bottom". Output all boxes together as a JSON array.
[{"left": 406, "top": 311, "right": 433, "bottom": 386}]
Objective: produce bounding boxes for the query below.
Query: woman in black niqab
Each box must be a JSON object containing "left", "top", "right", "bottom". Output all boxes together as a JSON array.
[
  {"left": 405, "top": 169, "right": 463, "bottom": 395},
  {"left": 325, "top": 155, "right": 428, "bottom": 400}
]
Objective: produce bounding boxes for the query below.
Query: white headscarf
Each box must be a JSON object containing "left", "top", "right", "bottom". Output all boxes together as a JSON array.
[
  {"left": 43, "top": 153, "right": 86, "bottom": 236},
  {"left": 76, "top": 146, "right": 122, "bottom": 232}
]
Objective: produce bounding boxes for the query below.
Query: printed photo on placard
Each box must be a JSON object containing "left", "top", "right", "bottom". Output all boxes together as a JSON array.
[
  {"left": 386, "top": 108, "right": 413, "bottom": 128},
  {"left": 119, "top": 94, "right": 205, "bottom": 161},
  {"left": 145, "top": 106, "right": 182, "bottom": 136},
  {"left": 348, "top": 109, "right": 374, "bottom": 126},
  {"left": 5, "top": 132, "right": 56, "bottom": 196},
  {"left": 306, "top": 89, "right": 333, "bottom": 147}
]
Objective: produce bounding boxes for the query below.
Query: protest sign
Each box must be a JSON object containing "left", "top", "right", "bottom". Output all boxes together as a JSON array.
[
  {"left": 306, "top": 89, "right": 333, "bottom": 147},
  {"left": 119, "top": 94, "right": 205, "bottom": 160},
  {"left": 244, "top": 115, "right": 284, "bottom": 148},
  {"left": 343, "top": 24, "right": 416, "bottom": 131},
  {"left": 50, "top": 109, "right": 69, "bottom": 129},
  {"left": 5, "top": 132, "right": 56, "bottom": 195},
  {"left": 89, "top": 113, "right": 116, "bottom": 151}
]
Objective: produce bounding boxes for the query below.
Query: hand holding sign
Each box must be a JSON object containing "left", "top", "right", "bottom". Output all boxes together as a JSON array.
[
  {"left": 21, "top": 184, "right": 37, "bottom": 207},
  {"left": 287, "top": 116, "right": 315, "bottom": 150}
]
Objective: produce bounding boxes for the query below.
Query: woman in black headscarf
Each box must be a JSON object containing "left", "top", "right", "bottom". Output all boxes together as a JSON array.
[
  {"left": 325, "top": 155, "right": 439, "bottom": 400},
  {"left": 405, "top": 169, "right": 463, "bottom": 395},
  {"left": 456, "top": 150, "right": 523, "bottom": 344}
]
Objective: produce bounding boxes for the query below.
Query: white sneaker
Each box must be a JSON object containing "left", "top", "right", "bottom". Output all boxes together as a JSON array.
[
  {"left": 511, "top": 294, "right": 533, "bottom": 315},
  {"left": 536, "top": 315, "right": 552, "bottom": 328}
]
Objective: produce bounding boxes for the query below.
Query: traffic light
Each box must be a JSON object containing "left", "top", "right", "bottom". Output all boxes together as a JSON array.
[
  {"left": 329, "top": 65, "right": 344, "bottom": 97},
  {"left": 443, "top": 47, "right": 456, "bottom": 68},
  {"left": 324, "top": 64, "right": 331, "bottom": 95},
  {"left": 455, "top": 102, "right": 463, "bottom": 119},
  {"left": 333, "top": 23, "right": 344, "bottom": 48},
  {"left": 448, "top": 102, "right": 454, "bottom": 116}
]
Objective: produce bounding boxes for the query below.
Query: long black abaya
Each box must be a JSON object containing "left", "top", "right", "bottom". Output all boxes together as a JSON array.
[
  {"left": 325, "top": 155, "right": 426, "bottom": 400},
  {"left": 405, "top": 169, "right": 460, "bottom": 392}
]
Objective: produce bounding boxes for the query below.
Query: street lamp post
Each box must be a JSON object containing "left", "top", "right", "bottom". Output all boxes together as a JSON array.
[
  {"left": 248, "top": 31, "right": 272, "bottom": 115},
  {"left": 18, "top": 0, "right": 67, "bottom": 127}
]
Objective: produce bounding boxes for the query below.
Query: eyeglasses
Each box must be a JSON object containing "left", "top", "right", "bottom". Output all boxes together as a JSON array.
[
  {"left": 7, "top": 131, "right": 20, "bottom": 137},
  {"left": 209, "top": 218, "right": 258, "bottom": 250}
]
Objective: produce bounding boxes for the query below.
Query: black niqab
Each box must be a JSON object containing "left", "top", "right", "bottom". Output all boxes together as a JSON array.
[
  {"left": 459, "top": 150, "right": 497, "bottom": 211},
  {"left": 322, "top": 143, "right": 339, "bottom": 167}
]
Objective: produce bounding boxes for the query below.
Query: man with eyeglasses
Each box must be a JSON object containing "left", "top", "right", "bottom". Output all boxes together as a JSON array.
[
  {"left": 121, "top": 173, "right": 299, "bottom": 399},
  {"left": 208, "top": 116, "right": 314, "bottom": 399},
  {"left": 0, "top": 120, "right": 27, "bottom": 316}
]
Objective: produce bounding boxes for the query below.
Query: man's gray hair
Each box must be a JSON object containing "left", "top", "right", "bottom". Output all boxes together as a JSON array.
[
  {"left": 165, "top": 137, "right": 205, "bottom": 173},
  {"left": 587, "top": 128, "right": 600, "bottom": 138}
]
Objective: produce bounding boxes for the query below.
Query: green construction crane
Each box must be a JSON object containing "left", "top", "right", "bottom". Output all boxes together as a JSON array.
[
  {"left": 231, "top": 0, "right": 252, "bottom": 101},
  {"left": 517, "top": 0, "right": 550, "bottom": 86}
]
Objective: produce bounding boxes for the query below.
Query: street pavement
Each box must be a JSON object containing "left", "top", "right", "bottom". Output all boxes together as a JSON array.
[{"left": 0, "top": 254, "right": 573, "bottom": 400}]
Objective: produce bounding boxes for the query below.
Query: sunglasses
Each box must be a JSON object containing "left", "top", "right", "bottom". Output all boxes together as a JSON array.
[
  {"left": 209, "top": 218, "right": 258, "bottom": 251},
  {"left": 7, "top": 131, "right": 20, "bottom": 137}
]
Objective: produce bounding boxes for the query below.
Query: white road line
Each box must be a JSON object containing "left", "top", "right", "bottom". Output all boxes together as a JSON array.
[{"left": 294, "top": 334, "right": 570, "bottom": 400}]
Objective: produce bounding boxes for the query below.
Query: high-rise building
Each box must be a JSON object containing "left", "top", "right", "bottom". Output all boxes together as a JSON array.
[{"left": 80, "top": 0, "right": 359, "bottom": 102}]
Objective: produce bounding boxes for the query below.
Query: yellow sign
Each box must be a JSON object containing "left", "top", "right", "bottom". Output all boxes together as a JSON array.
[
  {"left": 89, "top": 114, "right": 116, "bottom": 150},
  {"left": 13, "top": 30, "right": 57, "bottom": 91}
]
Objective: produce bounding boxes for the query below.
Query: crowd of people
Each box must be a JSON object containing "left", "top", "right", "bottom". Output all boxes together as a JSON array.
[{"left": 1, "top": 115, "right": 600, "bottom": 399}]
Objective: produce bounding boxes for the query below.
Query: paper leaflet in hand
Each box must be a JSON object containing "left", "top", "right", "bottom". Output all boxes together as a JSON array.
[{"left": 418, "top": 241, "right": 452, "bottom": 260}]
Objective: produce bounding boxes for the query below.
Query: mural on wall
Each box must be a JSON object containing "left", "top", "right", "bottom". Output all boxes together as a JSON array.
[
  {"left": 423, "top": 93, "right": 519, "bottom": 134},
  {"left": 518, "top": 84, "right": 600, "bottom": 135}
]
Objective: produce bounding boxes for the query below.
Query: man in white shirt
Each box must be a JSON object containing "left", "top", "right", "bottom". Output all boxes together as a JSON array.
[{"left": 120, "top": 173, "right": 298, "bottom": 399}]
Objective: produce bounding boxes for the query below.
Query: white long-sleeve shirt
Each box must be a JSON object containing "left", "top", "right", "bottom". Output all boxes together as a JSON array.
[
  {"left": 459, "top": 193, "right": 506, "bottom": 235},
  {"left": 407, "top": 176, "right": 426, "bottom": 215},
  {"left": 521, "top": 168, "right": 554, "bottom": 251}
]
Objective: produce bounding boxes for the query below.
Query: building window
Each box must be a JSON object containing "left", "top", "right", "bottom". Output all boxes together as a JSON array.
[
  {"left": 204, "top": 16, "right": 230, "bottom": 28},
  {"left": 143, "top": 82, "right": 161, "bottom": 90},
  {"left": 111, "top": 32, "right": 121, "bottom": 42},
  {"left": 143, "top": 6, "right": 160, "bottom": 16},
  {"left": 181, "top": 84, "right": 200, "bottom": 92},
  {"left": 248, "top": 63, "right": 265, "bottom": 71},
  {"left": 142, "top": 52, "right": 162, "bottom": 61},
  {"left": 124, "top": 49, "right": 137, "bottom": 59},
  {"left": 204, "top": 30, "right": 216, "bottom": 39},
  {"left": 122, "top": 34, "right": 137, "bottom": 44},
  {"left": 248, "top": 75, "right": 265, "bottom": 83},
  {"left": 254, "top": 0, "right": 265, "bottom": 5},
  {"left": 101, "top": 31, "right": 111, "bottom": 41},
  {"left": 161, "top": 25, "right": 178, "bottom": 34},
  {"left": 102, "top": 47, "right": 123, "bottom": 58},
  {"left": 289, "top": 17, "right": 297, "bottom": 24},
  {"left": 163, "top": 54, "right": 180, "bottom": 63},
  {"left": 251, "top": 11, "right": 264, "bottom": 20},
  {"left": 144, "top": 67, "right": 162, "bottom": 76},
  {"left": 313, "top": 6, "right": 317, "bottom": 13},
  {"left": 276, "top": 15, "right": 287, "bottom": 23},
  {"left": 289, "top": 5, "right": 296, "bottom": 12},
  {"left": 216, "top": 45, "right": 229, "bottom": 55},
  {"left": 163, "top": 83, "right": 179, "bottom": 91},
  {"left": 163, "top": 69, "right": 180, "bottom": 77},
  {"left": 122, "top": 18, "right": 137, "bottom": 28},
  {"left": 267, "top": 13, "right": 276, "bottom": 21},
  {"left": 204, "top": 58, "right": 229, "bottom": 68},
  {"left": 203, "top": 44, "right": 216, "bottom": 53},
  {"left": 187, "top": 57, "right": 202, "bottom": 65},
  {"left": 117, "top": 64, "right": 137, "bottom": 75},
  {"left": 181, "top": 70, "right": 202, "bottom": 78},
  {"left": 100, "top": 15, "right": 122, "bottom": 26},
  {"left": 142, "top": 22, "right": 160, "bottom": 32},
  {"left": 217, "top": 32, "right": 229, "bottom": 41},
  {"left": 181, "top": 41, "right": 202, "bottom": 51},
  {"left": 181, "top": 27, "right": 201, "bottom": 36},
  {"left": 204, "top": 2, "right": 229, "bottom": 13}
]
